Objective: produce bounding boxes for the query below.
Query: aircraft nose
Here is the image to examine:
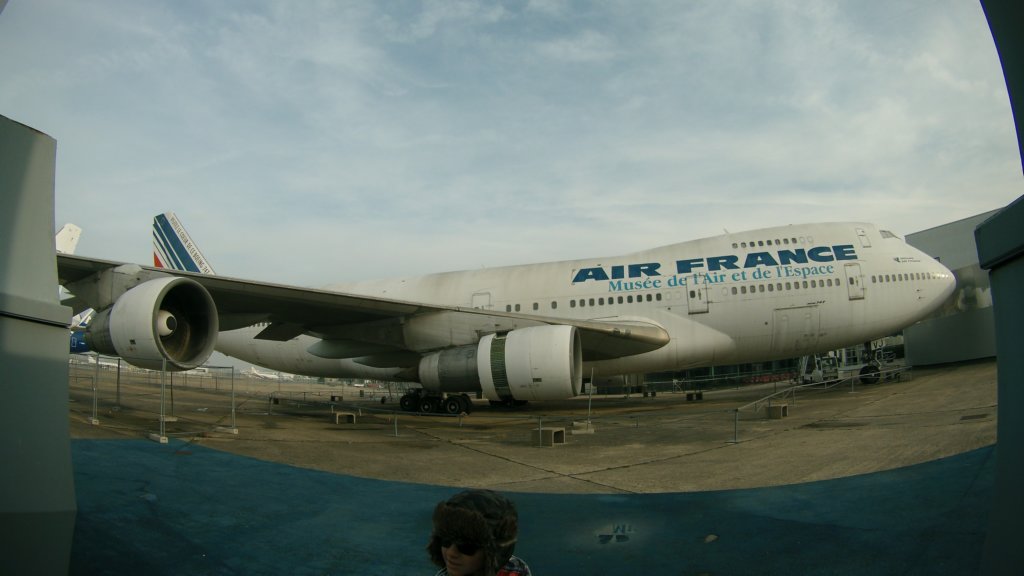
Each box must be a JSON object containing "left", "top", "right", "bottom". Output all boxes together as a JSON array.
[{"left": 929, "top": 262, "right": 957, "bottom": 308}]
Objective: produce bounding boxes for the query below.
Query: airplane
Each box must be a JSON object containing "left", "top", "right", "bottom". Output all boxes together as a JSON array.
[
  {"left": 152, "top": 212, "right": 216, "bottom": 275},
  {"left": 55, "top": 223, "right": 82, "bottom": 255},
  {"left": 56, "top": 220, "right": 956, "bottom": 414},
  {"left": 244, "top": 366, "right": 295, "bottom": 381},
  {"left": 55, "top": 222, "right": 93, "bottom": 353}
]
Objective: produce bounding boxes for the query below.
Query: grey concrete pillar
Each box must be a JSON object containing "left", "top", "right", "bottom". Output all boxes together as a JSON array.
[
  {"left": 977, "top": 196, "right": 1024, "bottom": 575},
  {"left": 0, "top": 115, "right": 76, "bottom": 574}
]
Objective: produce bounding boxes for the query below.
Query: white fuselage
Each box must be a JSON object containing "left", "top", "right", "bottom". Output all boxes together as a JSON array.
[{"left": 216, "top": 222, "right": 955, "bottom": 382}]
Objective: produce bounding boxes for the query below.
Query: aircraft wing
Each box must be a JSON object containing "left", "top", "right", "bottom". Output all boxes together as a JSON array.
[{"left": 56, "top": 254, "right": 669, "bottom": 363}]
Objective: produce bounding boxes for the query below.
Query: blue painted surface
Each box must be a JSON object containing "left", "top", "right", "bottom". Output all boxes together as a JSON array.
[{"left": 70, "top": 439, "right": 993, "bottom": 575}]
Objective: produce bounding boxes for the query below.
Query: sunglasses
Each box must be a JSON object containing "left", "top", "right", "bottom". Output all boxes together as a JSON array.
[{"left": 439, "top": 538, "right": 481, "bottom": 556}]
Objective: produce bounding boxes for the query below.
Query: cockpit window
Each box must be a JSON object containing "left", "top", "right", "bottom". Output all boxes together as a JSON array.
[{"left": 880, "top": 230, "right": 899, "bottom": 239}]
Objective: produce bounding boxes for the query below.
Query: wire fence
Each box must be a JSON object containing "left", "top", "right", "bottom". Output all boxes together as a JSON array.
[{"left": 68, "top": 354, "right": 912, "bottom": 448}]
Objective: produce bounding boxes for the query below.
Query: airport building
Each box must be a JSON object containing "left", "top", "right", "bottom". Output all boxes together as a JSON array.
[{"left": 904, "top": 211, "right": 999, "bottom": 366}]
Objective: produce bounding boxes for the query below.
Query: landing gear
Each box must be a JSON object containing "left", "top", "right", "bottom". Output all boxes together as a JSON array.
[
  {"left": 443, "top": 396, "right": 468, "bottom": 414},
  {"left": 858, "top": 365, "right": 880, "bottom": 384},
  {"left": 399, "top": 391, "right": 419, "bottom": 412},
  {"left": 398, "top": 390, "right": 474, "bottom": 414},
  {"left": 418, "top": 396, "right": 439, "bottom": 413}
]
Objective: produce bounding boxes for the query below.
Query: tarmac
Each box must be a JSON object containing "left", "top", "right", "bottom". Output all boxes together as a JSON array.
[{"left": 67, "top": 359, "right": 998, "bottom": 574}]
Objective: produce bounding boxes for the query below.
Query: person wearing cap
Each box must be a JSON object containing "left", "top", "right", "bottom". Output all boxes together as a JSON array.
[{"left": 427, "top": 489, "right": 532, "bottom": 576}]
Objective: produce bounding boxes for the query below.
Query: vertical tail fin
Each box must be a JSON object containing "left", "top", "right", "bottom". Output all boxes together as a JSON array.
[
  {"left": 55, "top": 223, "right": 82, "bottom": 254},
  {"left": 152, "top": 212, "right": 216, "bottom": 275}
]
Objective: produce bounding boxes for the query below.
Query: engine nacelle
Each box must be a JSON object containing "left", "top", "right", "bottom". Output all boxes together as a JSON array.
[
  {"left": 85, "top": 277, "right": 218, "bottom": 371},
  {"left": 418, "top": 325, "right": 582, "bottom": 402}
]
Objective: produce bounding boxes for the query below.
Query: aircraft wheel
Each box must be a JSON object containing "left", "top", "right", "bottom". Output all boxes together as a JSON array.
[
  {"left": 459, "top": 394, "right": 473, "bottom": 414},
  {"left": 399, "top": 394, "right": 418, "bottom": 412},
  {"left": 419, "top": 396, "right": 439, "bottom": 413},
  {"left": 443, "top": 397, "right": 463, "bottom": 414},
  {"left": 859, "top": 365, "right": 880, "bottom": 385}
]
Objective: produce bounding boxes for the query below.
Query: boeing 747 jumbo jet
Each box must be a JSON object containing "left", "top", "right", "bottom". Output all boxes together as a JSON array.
[{"left": 57, "top": 220, "right": 955, "bottom": 413}]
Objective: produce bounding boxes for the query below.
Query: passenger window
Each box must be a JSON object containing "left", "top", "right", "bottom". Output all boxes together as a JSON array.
[
  {"left": 768, "top": 284, "right": 774, "bottom": 292},
  {"left": 533, "top": 303, "right": 539, "bottom": 311},
  {"left": 758, "top": 284, "right": 765, "bottom": 293},
  {"left": 570, "top": 300, "right": 576, "bottom": 308},
  {"left": 506, "top": 305, "right": 512, "bottom": 312},
  {"left": 655, "top": 293, "right": 662, "bottom": 301},
  {"left": 515, "top": 304, "right": 521, "bottom": 312},
  {"left": 785, "top": 282, "right": 792, "bottom": 290},
  {"left": 551, "top": 301, "right": 557, "bottom": 310},
  {"left": 588, "top": 298, "right": 595, "bottom": 306}
]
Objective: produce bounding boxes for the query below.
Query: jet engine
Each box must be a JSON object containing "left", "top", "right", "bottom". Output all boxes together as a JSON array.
[
  {"left": 85, "top": 277, "right": 218, "bottom": 371},
  {"left": 418, "top": 325, "right": 582, "bottom": 402}
]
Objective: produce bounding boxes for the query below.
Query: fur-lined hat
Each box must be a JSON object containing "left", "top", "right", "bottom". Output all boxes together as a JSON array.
[{"left": 427, "top": 489, "right": 519, "bottom": 576}]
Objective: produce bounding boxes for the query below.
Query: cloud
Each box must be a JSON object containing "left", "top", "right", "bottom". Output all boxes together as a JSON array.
[{"left": 0, "top": 0, "right": 1019, "bottom": 287}]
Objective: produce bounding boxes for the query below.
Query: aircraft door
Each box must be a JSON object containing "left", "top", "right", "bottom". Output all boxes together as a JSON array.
[
  {"left": 687, "top": 285, "right": 709, "bottom": 314},
  {"left": 471, "top": 292, "right": 492, "bottom": 310},
  {"left": 771, "top": 306, "right": 820, "bottom": 354},
  {"left": 856, "top": 227, "right": 872, "bottom": 247},
  {"left": 844, "top": 263, "right": 865, "bottom": 300}
]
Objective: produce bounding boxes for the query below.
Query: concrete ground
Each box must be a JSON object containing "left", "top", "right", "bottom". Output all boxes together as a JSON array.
[
  {"left": 69, "top": 359, "right": 997, "bottom": 493},
  {"left": 67, "top": 360, "right": 997, "bottom": 574}
]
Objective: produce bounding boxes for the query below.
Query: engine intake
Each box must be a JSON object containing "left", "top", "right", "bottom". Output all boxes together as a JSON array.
[
  {"left": 418, "top": 325, "right": 582, "bottom": 402},
  {"left": 86, "top": 277, "right": 218, "bottom": 371}
]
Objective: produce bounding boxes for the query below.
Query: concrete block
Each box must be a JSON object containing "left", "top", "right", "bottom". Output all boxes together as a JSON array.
[
  {"left": 572, "top": 421, "right": 596, "bottom": 434},
  {"left": 531, "top": 427, "right": 566, "bottom": 446}
]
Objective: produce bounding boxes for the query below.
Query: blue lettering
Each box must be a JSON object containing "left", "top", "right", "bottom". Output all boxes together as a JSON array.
[
  {"left": 833, "top": 244, "right": 857, "bottom": 261},
  {"left": 676, "top": 258, "right": 704, "bottom": 274},
  {"left": 778, "top": 249, "right": 807, "bottom": 265},
  {"left": 707, "top": 255, "right": 739, "bottom": 271},
  {"left": 629, "top": 262, "right": 661, "bottom": 277},
  {"left": 807, "top": 246, "right": 834, "bottom": 262},
  {"left": 577, "top": 245, "right": 857, "bottom": 284},
  {"left": 573, "top": 267, "right": 608, "bottom": 283},
  {"left": 744, "top": 252, "right": 779, "bottom": 268}
]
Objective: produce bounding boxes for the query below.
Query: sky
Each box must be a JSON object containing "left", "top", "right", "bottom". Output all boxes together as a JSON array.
[{"left": 1, "top": 0, "right": 1021, "bottom": 287}]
